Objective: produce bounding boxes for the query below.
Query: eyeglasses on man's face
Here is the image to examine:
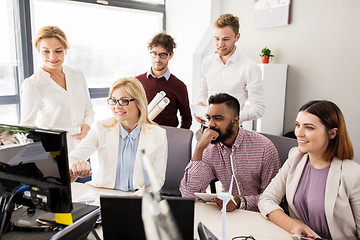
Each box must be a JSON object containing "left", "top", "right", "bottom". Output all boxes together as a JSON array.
[
  {"left": 150, "top": 51, "right": 170, "bottom": 59},
  {"left": 107, "top": 98, "right": 134, "bottom": 106},
  {"left": 232, "top": 235, "right": 256, "bottom": 240}
]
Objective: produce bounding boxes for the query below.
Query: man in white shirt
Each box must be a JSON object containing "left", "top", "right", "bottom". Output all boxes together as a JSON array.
[{"left": 196, "top": 13, "right": 265, "bottom": 125}]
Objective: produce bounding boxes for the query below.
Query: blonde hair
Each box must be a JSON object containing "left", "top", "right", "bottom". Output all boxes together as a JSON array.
[
  {"left": 34, "top": 26, "right": 69, "bottom": 50},
  {"left": 104, "top": 77, "right": 155, "bottom": 129}
]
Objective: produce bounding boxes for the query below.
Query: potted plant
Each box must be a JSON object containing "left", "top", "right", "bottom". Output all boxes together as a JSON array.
[{"left": 259, "top": 47, "right": 274, "bottom": 64}]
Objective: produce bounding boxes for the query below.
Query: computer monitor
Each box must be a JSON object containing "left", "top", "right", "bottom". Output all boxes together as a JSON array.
[{"left": 0, "top": 123, "right": 72, "bottom": 213}]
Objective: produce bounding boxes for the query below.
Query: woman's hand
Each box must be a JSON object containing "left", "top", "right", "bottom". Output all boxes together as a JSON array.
[
  {"left": 267, "top": 209, "right": 315, "bottom": 239},
  {"left": 70, "top": 160, "right": 92, "bottom": 180},
  {"left": 72, "top": 124, "right": 90, "bottom": 140},
  {"left": 290, "top": 223, "right": 315, "bottom": 239}
]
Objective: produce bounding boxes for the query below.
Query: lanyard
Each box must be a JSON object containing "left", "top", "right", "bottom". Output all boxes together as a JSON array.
[{"left": 230, "top": 152, "right": 241, "bottom": 195}]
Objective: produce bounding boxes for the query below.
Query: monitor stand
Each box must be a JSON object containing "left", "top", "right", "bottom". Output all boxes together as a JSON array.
[
  {"left": 1, "top": 203, "right": 100, "bottom": 240},
  {"left": 10, "top": 206, "right": 54, "bottom": 232}
]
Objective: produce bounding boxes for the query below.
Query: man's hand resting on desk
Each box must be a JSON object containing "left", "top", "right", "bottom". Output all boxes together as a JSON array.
[
  {"left": 70, "top": 160, "right": 92, "bottom": 181},
  {"left": 212, "top": 194, "right": 240, "bottom": 212}
]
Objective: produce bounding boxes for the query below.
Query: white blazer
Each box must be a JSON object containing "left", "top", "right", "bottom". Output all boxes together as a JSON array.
[
  {"left": 69, "top": 119, "right": 168, "bottom": 195},
  {"left": 258, "top": 147, "right": 360, "bottom": 239}
]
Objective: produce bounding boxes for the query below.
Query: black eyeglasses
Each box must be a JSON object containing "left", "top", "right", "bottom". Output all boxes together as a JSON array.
[
  {"left": 107, "top": 98, "right": 134, "bottom": 106},
  {"left": 232, "top": 236, "right": 256, "bottom": 240},
  {"left": 150, "top": 51, "right": 170, "bottom": 59}
]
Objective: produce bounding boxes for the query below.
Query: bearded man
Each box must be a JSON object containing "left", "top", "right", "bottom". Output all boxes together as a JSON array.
[{"left": 180, "top": 93, "right": 280, "bottom": 212}]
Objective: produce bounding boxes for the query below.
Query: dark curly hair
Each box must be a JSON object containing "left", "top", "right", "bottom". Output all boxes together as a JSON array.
[{"left": 148, "top": 32, "right": 176, "bottom": 54}]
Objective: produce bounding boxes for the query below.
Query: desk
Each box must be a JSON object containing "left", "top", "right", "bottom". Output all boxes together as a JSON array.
[
  {"left": 71, "top": 183, "right": 131, "bottom": 240},
  {"left": 71, "top": 182, "right": 131, "bottom": 200},
  {"left": 194, "top": 202, "right": 292, "bottom": 240},
  {"left": 71, "top": 183, "right": 297, "bottom": 240}
]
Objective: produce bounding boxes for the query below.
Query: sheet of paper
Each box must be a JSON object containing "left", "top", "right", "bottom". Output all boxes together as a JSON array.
[
  {"left": 73, "top": 187, "right": 132, "bottom": 206},
  {"left": 191, "top": 104, "right": 208, "bottom": 121}
]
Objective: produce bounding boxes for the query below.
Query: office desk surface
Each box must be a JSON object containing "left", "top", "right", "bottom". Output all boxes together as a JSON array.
[
  {"left": 194, "top": 202, "right": 293, "bottom": 240},
  {"left": 71, "top": 183, "right": 131, "bottom": 240},
  {"left": 71, "top": 182, "right": 131, "bottom": 200},
  {"left": 71, "top": 183, "right": 295, "bottom": 240}
]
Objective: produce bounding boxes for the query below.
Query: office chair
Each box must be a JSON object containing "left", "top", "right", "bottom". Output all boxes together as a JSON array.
[
  {"left": 259, "top": 132, "right": 298, "bottom": 166},
  {"left": 259, "top": 132, "right": 298, "bottom": 215},
  {"left": 160, "top": 126, "right": 193, "bottom": 196}
]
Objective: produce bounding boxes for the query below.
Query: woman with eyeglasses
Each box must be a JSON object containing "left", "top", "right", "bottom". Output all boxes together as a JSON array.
[
  {"left": 20, "top": 26, "right": 94, "bottom": 153},
  {"left": 258, "top": 100, "right": 360, "bottom": 239},
  {"left": 69, "top": 77, "right": 168, "bottom": 194}
]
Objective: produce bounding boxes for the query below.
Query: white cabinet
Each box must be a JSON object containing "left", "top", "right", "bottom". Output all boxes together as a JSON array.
[{"left": 243, "top": 64, "right": 288, "bottom": 135}]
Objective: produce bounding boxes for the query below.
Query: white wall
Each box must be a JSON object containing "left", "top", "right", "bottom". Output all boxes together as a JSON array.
[
  {"left": 166, "top": 0, "right": 219, "bottom": 135},
  {"left": 167, "top": 0, "right": 360, "bottom": 162},
  {"left": 221, "top": 0, "right": 360, "bottom": 162},
  {"left": 165, "top": 0, "right": 212, "bottom": 102}
]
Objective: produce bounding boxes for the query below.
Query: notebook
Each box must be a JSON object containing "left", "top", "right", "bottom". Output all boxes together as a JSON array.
[{"left": 100, "top": 195, "right": 195, "bottom": 240}]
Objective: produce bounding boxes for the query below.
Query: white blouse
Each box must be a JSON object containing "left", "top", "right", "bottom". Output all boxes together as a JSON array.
[{"left": 20, "top": 66, "right": 95, "bottom": 151}]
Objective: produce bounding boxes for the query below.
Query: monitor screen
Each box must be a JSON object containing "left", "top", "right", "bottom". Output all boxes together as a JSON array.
[{"left": 0, "top": 124, "right": 72, "bottom": 213}]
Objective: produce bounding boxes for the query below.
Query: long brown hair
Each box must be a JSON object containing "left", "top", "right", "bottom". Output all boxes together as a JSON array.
[{"left": 299, "top": 100, "right": 353, "bottom": 160}]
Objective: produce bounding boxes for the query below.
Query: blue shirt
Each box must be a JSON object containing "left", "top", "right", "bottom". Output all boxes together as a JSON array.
[
  {"left": 114, "top": 124, "right": 140, "bottom": 191},
  {"left": 146, "top": 68, "right": 171, "bottom": 80}
]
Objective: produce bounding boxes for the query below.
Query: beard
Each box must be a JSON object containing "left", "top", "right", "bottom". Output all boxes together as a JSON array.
[
  {"left": 152, "top": 61, "right": 168, "bottom": 72},
  {"left": 216, "top": 44, "right": 236, "bottom": 57},
  {"left": 210, "top": 121, "right": 234, "bottom": 144}
]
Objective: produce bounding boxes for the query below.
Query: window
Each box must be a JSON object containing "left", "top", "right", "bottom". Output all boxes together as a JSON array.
[
  {"left": 1, "top": 0, "right": 165, "bottom": 124},
  {"left": 31, "top": 0, "right": 164, "bottom": 89},
  {"left": 0, "top": 0, "right": 22, "bottom": 124}
]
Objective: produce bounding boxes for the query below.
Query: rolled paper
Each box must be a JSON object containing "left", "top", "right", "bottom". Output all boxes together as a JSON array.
[
  {"left": 148, "top": 97, "right": 170, "bottom": 121},
  {"left": 158, "top": 97, "right": 170, "bottom": 109},
  {"left": 148, "top": 91, "right": 166, "bottom": 113}
]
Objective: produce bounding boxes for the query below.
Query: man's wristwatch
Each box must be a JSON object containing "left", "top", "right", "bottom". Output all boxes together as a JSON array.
[{"left": 237, "top": 195, "right": 247, "bottom": 210}]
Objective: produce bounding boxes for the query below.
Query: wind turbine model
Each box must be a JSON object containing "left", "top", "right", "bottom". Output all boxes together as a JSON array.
[
  {"left": 140, "top": 150, "right": 182, "bottom": 240},
  {"left": 216, "top": 175, "right": 237, "bottom": 240}
]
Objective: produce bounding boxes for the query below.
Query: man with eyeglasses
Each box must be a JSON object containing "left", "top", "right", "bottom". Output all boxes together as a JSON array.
[{"left": 136, "top": 32, "right": 192, "bottom": 129}]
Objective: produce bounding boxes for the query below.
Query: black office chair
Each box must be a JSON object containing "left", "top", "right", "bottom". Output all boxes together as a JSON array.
[{"left": 160, "top": 126, "right": 193, "bottom": 196}]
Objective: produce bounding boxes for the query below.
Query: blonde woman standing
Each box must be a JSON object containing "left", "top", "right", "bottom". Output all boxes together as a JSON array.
[{"left": 20, "top": 26, "right": 94, "bottom": 152}]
